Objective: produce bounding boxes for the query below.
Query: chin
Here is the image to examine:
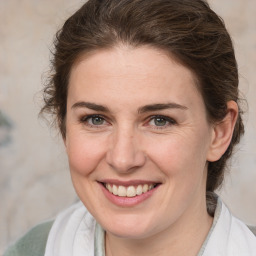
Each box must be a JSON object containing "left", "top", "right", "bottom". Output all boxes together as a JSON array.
[{"left": 100, "top": 212, "right": 159, "bottom": 239}]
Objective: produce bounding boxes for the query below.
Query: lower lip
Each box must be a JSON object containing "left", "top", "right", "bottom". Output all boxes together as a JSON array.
[{"left": 99, "top": 183, "right": 159, "bottom": 207}]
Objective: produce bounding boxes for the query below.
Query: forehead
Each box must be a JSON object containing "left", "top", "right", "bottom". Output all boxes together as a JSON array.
[{"left": 68, "top": 46, "right": 203, "bottom": 111}]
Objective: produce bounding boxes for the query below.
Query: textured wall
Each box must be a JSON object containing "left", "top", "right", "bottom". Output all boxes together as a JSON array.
[{"left": 0, "top": 0, "right": 255, "bottom": 253}]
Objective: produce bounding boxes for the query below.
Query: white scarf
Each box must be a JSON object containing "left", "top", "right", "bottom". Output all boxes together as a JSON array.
[
  {"left": 44, "top": 200, "right": 256, "bottom": 256},
  {"left": 44, "top": 201, "right": 96, "bottom": 256},
  {"left": 201, "top": 200, "right": 256, "bottom": 255}
]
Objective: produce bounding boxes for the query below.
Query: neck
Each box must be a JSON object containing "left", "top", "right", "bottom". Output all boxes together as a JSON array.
[{"left": 105, "top": 199, "right": 213, "bottom": 256}]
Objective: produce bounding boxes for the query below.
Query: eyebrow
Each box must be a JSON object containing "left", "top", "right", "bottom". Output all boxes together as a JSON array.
[
  {"left": 71, "top": 101, "right": 110, "bottom": 112},
  {"left": 138, "top": 103, "right": 188, "bottom": 113},
  {"left": 71, "top": 101, "right": 188, "bottom": 113}
]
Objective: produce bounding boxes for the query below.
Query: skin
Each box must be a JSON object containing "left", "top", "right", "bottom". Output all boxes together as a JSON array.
[{"left": 65, "top": 45, "right": 238, "bottom": 256}]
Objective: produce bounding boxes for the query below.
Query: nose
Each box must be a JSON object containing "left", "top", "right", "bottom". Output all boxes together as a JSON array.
[{"left": 106, "top": 128, "right": 146, "bottom": 173}]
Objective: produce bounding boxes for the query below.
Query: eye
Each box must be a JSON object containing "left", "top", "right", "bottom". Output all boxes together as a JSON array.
[
  {"left": 151, "top": 117, "right": 168, "bottom": 126},
  {"left": 89, "top": 116, "right": 105, "bottom": 125},
  {"left": 148, "top": 115, "right": 176, "bottom": 128},
  {"left": 80, "top": 114, "right": 108, "bottom": 127}
]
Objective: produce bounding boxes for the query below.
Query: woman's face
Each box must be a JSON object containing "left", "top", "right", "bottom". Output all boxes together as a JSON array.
[{"left": 65, "top": 46, "right": 214, "bottom": 239}]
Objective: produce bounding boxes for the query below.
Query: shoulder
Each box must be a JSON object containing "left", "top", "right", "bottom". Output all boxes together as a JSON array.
[
  {"left": 220, "top": 202, "right": 256, "bottom": 254},
  {"left": 4, "top": 220, "right": 54, "bottom": 256},
  {"left": 203, "top": 200, "right": 256, "bottom": 255},
  {"left": 228, "top": 215, "right": 256, "bottom": 253},
  {"left": 248, "top": 226, "right": 256, "bottom": 236}
]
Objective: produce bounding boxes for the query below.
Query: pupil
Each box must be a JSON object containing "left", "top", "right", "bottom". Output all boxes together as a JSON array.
[
  {"left": 92, "top": 117, "right": 103, "bottom": 125},
  {"left": 155, "top": 118, "right": 166, "bottom": 126}
]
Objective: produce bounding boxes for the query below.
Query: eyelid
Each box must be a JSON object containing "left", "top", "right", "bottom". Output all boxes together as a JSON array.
[
  {"left": 80, "top": 114, "right": 110, "bottom": 127},
  {"left": 149, "top": 115, "right": 176, "bottom": 123},
  {"left": 146, "top": 115, "right": 177, "bottom": 128}
]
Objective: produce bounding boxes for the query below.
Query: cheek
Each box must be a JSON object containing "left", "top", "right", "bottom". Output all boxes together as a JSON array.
[
  {"left": 146, "top": 133, "right": 208, "bottom": 179},
  {"left": 66, "top": 133, "right": 107, "bottom": 176}
]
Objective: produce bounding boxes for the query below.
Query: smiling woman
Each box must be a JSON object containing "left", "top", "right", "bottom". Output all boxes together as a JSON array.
[
  {"left": 4, "top": 0, "right": 256, "bottom": 256},
  {"left": 65, "top": 47, "right": 218, "bottom": 244}
]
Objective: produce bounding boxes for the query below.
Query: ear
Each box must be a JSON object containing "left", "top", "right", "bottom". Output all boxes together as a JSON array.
[{"left": 207, "top": 101, "right": 238, "bottom": 162}]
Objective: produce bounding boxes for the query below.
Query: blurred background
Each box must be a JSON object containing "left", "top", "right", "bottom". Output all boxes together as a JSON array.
[{"left": 0, "top": 0, "right": 255, "bottom": 254}]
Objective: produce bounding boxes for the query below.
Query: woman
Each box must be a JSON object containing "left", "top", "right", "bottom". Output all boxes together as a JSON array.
[{"left": 5, "top": 0, "right": 256, "bottom": 255}]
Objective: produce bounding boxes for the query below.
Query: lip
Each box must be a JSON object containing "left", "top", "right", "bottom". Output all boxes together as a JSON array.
[
  {"left": 99, "top": 179, "right": 159, "bottom": 186},
  {"left": 98, "top": 180, "right": 160, "bottom": 207}
]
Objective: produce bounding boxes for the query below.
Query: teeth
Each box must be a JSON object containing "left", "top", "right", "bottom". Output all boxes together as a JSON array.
[
  {"left": 112, "top": 185, "right": 118, "bottom": 195},
  {"left": 127, "top": 186, "right": 136, "bottom": 197},
  {"left": 105, "top": 183, "right": 156, "bottom": 197},
  {"left": 142, "top": 184, "right": 149, "bottom": 193},
  {"left": 117, "top": 186, "right": 126, "bottom": 197},
  {"left": 106, "top": 183, "right": 112, "bottom": 193},
  {"left": 136, "top": 185, "right": 143, "bottom": 195}
]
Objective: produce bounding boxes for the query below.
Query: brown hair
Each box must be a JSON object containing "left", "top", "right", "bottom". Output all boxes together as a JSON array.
[{"left": 41, "top": 0, "right": 244, "bottom": 197}]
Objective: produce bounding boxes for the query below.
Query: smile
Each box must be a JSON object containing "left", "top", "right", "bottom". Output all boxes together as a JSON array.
[
  {"left": 104, "top": 183, "right": 157, "bottom": 197},
  {"left": 99, "top": 180, "right": 161, "bottom": 207}
]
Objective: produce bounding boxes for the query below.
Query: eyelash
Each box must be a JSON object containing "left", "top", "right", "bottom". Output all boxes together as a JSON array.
[
  {"left": 147, "top": 115, "right": 177, "bottom": 129},
  {"left": 80, "top": 114, "right": 109, "bottom": 128},
  {"left": 79, "top": 114, "right": 176, "bottom": 129}
]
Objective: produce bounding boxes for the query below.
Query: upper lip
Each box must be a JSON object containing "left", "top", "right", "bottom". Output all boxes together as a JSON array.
[{"left": 98, "top": 179, "right": 161, "bottom": 186}]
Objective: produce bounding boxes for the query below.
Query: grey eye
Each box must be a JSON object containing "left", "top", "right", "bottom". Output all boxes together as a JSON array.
[
  {"left": 153, "top": 117, "right": 167, "bottom": 126},
  {"left": 91, "top": 116, "right": 105, "bottom": 125}
]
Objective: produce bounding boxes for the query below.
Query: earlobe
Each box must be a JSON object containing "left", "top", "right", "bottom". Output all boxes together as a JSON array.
[{"left": 207, "top": 101, "right": 238, "bottom": 162}]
